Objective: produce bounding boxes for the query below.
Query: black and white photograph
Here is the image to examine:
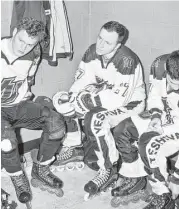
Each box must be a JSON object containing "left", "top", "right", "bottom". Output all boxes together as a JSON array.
[{"left": 1, "top": 0, "right": 179, "bottom": 208}]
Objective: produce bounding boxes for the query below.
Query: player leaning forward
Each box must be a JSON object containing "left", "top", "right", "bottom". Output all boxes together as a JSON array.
[
  {"left": 1, "top": 17, "right": 66, "bottom": 207},
  {"left": 52, "top": 21, "right": 146, "bottom": 199},
  {"left": 110, "top": 50, "right": 179, "bottom": 208}
]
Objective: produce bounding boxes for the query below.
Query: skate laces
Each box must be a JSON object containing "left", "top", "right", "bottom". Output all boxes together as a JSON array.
[
  {"left": 92, "top": 169, "right": 110, "bottom": 187},
  {"left": 57, "top": 148, "right": 73, "bottom": 160},
  {"left": 11, "top": 173, "right": 30, "bottom": 195},
  {"left": 38, "top": 163, "right": 59, "bottom": 184}
]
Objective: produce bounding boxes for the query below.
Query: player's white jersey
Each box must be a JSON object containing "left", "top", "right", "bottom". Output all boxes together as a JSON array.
[
  {"left": 70, "top": 44, "right": 146, "bottom": 112},
  {"left": 1, "top": 38, "right": 40, "bottom": 107}
]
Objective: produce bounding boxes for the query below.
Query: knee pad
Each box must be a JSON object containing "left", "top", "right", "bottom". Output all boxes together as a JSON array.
[
  {"left": 41, "top": 106, "right": 51, "bottom": 117},
  {"left": 49, "top": 129, "right": 66, "bottom": 140},
  {"left": 44, "top": 110, "right": 66, "bottom": 140},
  {"left": 1, "top": 139, "right": 16, "bottom": 153},
  {"left": 35, "top": 96, "right": 54, "bottom": 109}
]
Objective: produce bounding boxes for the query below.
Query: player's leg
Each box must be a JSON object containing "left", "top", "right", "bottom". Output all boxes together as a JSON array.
[
  {"left": 1, "top": 112, "right": 32, "bottom": 207},
  {"left": 111, "top": 116, "right": 150, "bottom": 207},
  {"left": 83, "top": 107, "right": 120, "bottom": 200},
  {"left": 13, "top": 100, "right": 66, "bottom": 197}
]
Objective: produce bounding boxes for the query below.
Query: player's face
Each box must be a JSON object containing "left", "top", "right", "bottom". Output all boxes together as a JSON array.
[
  {"left": 96, "top": 28, "right": 120, "bottom": 56},
  {"left": 12, "top": 29, "right": 39, "bottom": 57},
  {"left": 167, "top": 74, "right": 179, "bottom": 90}
]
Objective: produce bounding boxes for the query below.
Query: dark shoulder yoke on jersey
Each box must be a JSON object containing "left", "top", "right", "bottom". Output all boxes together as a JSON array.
[
  {"left": 113, "top": 45, "right": 140, "bottom": 75},
  {"left": 82, "top": 44, "right": 99, "bottom": 63},
  {"left": 1, "top": 51, "right": 10, "bottom": 64},
  {"left": 19, "top": 44, "right": 41, "bottom": 62},
  {"left": 150, "top": 54, "right": 169, "bottom": 80}
]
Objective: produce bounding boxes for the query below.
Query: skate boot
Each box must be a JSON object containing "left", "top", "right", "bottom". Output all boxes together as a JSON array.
[
  {"left": 10, "top": 171, "right": 32, "bottom": 209},
  {"left": 84, "top": 165, "right": 118, "bottom": 201},
  {"left": 31, "top": 150, "right": 64, "bottom": 197},
  {"left": 175, "top": 197, "right": 179, "bottom": 209},
  {"left": 1, "top": 189, "right": 18, "bottom": 209},
  {"left": 111, "top": 176, "right": 149, "bottom": 207},
  {"left": 142, "top": 192, "right": 175, "bottom": 209},
  {"left": 51, "top": 145, "right": 85, "bottom": 172}
]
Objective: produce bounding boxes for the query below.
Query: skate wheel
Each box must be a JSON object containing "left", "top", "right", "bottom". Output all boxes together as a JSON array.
[
  {"left": 31, "top": 178, "right": 40, "bottom": 188},
  {"left": 8, "top": 200, "right": 12, "bottom": 204},
  {"left": 55, "top": 189, "right": 64, "bottom": 197},
  {"left": 66, "top": 163, "right": 75, "bottom": 171},
  {"left": 40, "top": 186, "right": 46, "bottom": 191},
  {"left": 56, "top": 166, "right": 65, "bottom": 172},
  {"left": 76, "top": 162, "right": 85, "bottom": 171},
  {"left": 84, "top": 193, "right": 90, "bottom": 201},
  {"left": 121, "top": 199, "right": 128, "bottom": 206},
  {"left": 50, "top": 166, "right": 56, "bottom": 172},
  {"left": 48, "top": 189, "right": 54, "bottom": 194},
  {"left": 131, "top": 195, "right": 140, "bottom": 203},
  {"left": 110, "top": 197, "right": 121, "bottom": 208}
]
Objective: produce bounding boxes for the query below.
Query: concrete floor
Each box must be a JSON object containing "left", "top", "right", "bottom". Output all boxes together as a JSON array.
[{"left": 2, "top": 152, "right": 148, "bottom": 209}]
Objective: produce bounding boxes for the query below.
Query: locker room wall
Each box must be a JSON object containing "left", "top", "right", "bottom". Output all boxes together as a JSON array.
[
  {"left": 1, "top": 1, "right": 179, "bottom": 142},
  {"left": 88, "top": 1, "right": 179, "bottom": 85}
]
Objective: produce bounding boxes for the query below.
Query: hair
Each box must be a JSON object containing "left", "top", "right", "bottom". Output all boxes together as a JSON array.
[
  {"left": 101, "top": 21, "right": 128, "bottom": 44},
  {"left": 16, "top": 17, "right": 46, "bottom": 41},
  {"left": 166, "top": 50, "right": 179, "bottom": 80}
]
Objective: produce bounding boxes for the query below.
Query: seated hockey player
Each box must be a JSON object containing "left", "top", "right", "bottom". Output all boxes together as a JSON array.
[
  {"left": 110, "top": 50, "right": 179, "bottom": 208},
  {"left": 1, "top": 17, "right": 66, "bottom": 207},
  {"left": 138, "top": 124, "right": 179, "bottom": 209},
  {"left": 52, "top": 21, "right": 146, "bottom": 199}
]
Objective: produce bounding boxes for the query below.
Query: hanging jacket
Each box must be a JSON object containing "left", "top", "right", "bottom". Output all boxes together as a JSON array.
[{"left": 10, "top": 0, "right": 73, "bottom": 66}]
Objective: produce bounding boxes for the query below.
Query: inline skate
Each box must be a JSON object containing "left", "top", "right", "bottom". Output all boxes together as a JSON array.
[
  {"left": 10, "top": 171, "right": 32, "bottom": 209},
  {"left": 84, "top": 164, "right": 118, "bottom": 201},
  {"left": 31, "top": 149, "right": 64, "bottom": 197},
  {"left": 111, "top": 176, "right": 149, "bottom": 207},
  {"left": 51, "top": 145, "right": 85, "bottom": 172}
]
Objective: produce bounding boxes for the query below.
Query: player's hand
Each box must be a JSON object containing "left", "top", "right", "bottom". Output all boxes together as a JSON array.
[
  {"left": 168, "top": 181, "right": 179, "bottom": 199},
  {"left": 23, "top": 92, "right": 34, "bottom": 100},
  {"left": 147, "top": 118, "right": 163, "bottom": 134}
]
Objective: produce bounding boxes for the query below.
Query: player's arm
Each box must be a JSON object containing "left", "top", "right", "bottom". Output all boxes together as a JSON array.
[
  {"left": 168, "top": 144, "right": 179, "bottom": 199},
  {"left": 146, "top": 58, "right": 167, "bottom": 133},
  {"left": 147, "top": 58, "right": 165, "bottom": 120},
  {"left": 124, "top": 62, "right": 146, "bottom": 114},
  {"left": 171, "top": 154, "right": 179, "bottom": 185},
  {"left": 69, "top": 47, "right": 96, "bottom": 94}
]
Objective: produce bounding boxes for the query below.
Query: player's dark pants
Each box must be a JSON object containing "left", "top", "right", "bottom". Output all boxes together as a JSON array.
[{"left": 1, "top": 100, "right": 66, "bottom": 173}]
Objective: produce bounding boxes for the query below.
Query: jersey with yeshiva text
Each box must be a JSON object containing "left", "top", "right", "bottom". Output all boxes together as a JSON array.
[
  {"left": 1, "top": 38, "right": 41, "bottom": 107},
  {"left": 148, "top": 54, "right": 179, "bottom": 125},
  {"left": 145, "top": 126, "right": 179, "bottom": 183},
  {"left": 70, "top": 44, "right": 146, "bottom": 112}
]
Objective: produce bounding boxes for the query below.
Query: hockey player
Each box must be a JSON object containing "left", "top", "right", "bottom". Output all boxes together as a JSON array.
[
  {"left": 52, "top": 21, "right": 146, "bottom": 199},
  {"left": 1, "top": 17, "right": 66, "bottom": 208},
  {"left": 111, "top": 50, "right": 179, "bottom": 208}
]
